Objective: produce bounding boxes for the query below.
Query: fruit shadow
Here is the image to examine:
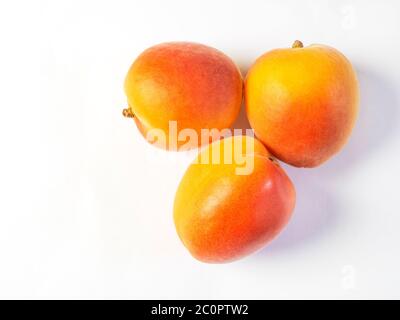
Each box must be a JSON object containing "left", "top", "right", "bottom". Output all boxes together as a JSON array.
[
  {"left": 239, "top": 65, "right": 399, "bottom": 255},
  {"left": 232, "top": 100, "right": 252, "bottom": 133},
  {"left": 231, "top": 61, "right": 253, "bottom": 135}
]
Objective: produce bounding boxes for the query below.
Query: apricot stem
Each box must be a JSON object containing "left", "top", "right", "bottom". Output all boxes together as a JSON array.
[
  {"left": 122, "top": 108, "right": 135, "bottom": 118},
  {"left": 268, "top": 156, "right": 280, "bottom": 166},
  {"left": 292, "top": 40, "right": 304, "bottom": 48}
]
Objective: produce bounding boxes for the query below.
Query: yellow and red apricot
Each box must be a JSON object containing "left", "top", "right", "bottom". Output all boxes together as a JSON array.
[
  {"left": 124, "top": 42, "right": 243, "bottom": 150},
  {"left": 245, "top": 41, "right": 359, "bottom": 167},
  {"left": 174, "top": 136, "right": 296, "bottom": 263}
]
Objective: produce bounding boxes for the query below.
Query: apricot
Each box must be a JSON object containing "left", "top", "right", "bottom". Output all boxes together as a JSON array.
[
  {"left": 245, "top": 40, "right": 359, "bottom": 167},
  {"left": 123, "top": 42, "right": 243, "bottom": 150},
  {"left": 173, "top": 135, "right": 296, "bottom": 263}
]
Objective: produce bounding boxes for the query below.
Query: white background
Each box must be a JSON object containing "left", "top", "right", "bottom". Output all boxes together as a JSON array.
[{"left": 0, "top": 0, "right": 399, "bottom": 299}]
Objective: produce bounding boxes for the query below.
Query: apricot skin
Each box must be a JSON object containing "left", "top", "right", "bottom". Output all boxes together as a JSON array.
[
  {"left": 245, "top": 43, "right": 359, "bottom": 167},
  {"left": 124, "top": 42, "right": 243, "bottom": 150},
  {"left": 173, "top": 136, "right": 296, "bottom": 263}
]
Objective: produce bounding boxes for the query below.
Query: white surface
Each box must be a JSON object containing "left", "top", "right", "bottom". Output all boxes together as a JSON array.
[{"left": 0, "top": 0, "right": 399, "bottom": 299}]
